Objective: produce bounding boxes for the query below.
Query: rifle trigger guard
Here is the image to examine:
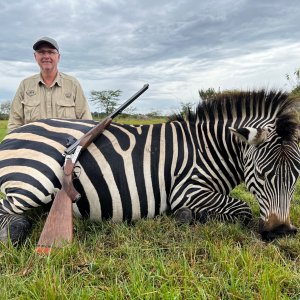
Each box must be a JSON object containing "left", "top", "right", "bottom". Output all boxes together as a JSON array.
[{"left": 73, "top": 166, "right": 81, "bottom": 179}]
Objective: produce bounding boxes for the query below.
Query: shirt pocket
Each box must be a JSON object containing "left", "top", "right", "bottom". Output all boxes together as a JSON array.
[
  {"left": 56, "top": 97, "right": 76, "bottom": 119},
  {"left": 21, "top": 97, "right": 41, "bottom": 123}
]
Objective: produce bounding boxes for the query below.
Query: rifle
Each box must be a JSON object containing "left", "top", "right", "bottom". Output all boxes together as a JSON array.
[{"left": 35, "top": 84, "right": 149, "bottom": 254}]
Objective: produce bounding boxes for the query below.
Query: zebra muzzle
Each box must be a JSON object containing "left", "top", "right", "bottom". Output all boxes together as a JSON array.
[{"left": 259, "top": 215, "right": 297, "bottom": 241}]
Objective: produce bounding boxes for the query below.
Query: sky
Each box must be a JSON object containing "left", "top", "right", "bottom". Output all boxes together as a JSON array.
[{"left": 1, "top": 0, "right": 300, "bottom": 114}]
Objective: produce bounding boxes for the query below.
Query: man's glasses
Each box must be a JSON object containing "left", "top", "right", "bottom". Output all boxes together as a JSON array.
[{"left": 35, "top": 50, "right": 59, "bottom": 56}]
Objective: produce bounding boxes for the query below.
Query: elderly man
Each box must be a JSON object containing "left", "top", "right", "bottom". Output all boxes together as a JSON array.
[{"left": 8, "top": 36, "right": 92, "bottom": 132}]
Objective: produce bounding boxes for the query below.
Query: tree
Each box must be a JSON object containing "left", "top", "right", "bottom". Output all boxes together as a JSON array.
[
  {"left": 198, "top": 88, "right": 243, "bottom": 102},
  {"left": 0, "top": 100, "right": 11, "bottom": 120},
  {"left": 146, "top": 110, "right": 160, "bottom": 118},
  {"left": 286, "top": 69, "right": 300, "bottom": 100},
  {"left": 198, "top": 87, "right": 219, "bottom": 101},
  {"left": 179, "top": 102, "right": 195, "bottom": 117},
  {"left": 89, "top": 90, "right": 122, "bottom": 116}
]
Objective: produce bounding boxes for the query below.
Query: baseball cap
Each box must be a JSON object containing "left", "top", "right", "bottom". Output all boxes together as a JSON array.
[{"left": 33, "top": 37, "right": 59, "bottom": 52}]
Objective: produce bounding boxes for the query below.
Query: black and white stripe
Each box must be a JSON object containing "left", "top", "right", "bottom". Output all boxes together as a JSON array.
[{"left": 0, "top": 89, "right": 299, "bottom": 242}]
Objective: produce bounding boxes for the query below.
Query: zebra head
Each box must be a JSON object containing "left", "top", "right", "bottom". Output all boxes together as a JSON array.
[{"left": 230, "top": 117, "right": 300, "bottom": 240}]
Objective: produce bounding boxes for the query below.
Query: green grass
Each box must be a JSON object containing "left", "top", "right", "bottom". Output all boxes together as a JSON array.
[
  {"left": 0, "top": 120, "right": 8, "bottom": 141},
  {"left": 114, "top": 116, "right": 168, "bottom": 125},
  {"left": 1, "top": 206, "right": 300, "bottom": 299},
  {"left": 1, "top": 120, "right": 300, "bottom": 299}
]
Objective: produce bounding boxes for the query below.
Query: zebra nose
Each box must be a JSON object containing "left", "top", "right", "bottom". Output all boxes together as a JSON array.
[{"left": 259, "top": 219, "right": 297, "bottom": 241}]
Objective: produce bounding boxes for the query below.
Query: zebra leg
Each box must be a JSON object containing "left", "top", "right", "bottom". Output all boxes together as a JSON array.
[
  {"left": 208, "top": 196, "right": 253, "bottom": 225},
  {"left": 0, "top": 201, "right": 32, "bottom": 245},
  {"left": 172, "top": 192, "right": 252, "bottom": 226},
  {"left": 173, "top": 207, "right": 208, "bottom": 224}
]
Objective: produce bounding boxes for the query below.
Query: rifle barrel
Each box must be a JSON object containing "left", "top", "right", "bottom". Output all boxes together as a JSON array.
[
  {"left": 64, "top": 84, "right": 149, "bottom": 155},
  {"left": 108, "top": 84, "right": 149, "bottom": 119}
]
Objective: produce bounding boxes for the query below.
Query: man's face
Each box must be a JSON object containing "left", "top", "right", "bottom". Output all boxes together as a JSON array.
[{"left": 34, "top": 44, "right": 60, "bottom": 72}]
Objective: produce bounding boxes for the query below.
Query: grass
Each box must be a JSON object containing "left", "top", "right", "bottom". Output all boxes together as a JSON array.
[
  {"left": 114, "top": 116, "right": 168, "bottom": 125},
  {"left": 0, "top": 120, "right": 300, "bottom": 299},
  {"left": 0, "top": 120, "right": 8, "bottom": 141}
]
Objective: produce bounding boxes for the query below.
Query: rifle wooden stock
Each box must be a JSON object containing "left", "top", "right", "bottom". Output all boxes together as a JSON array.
[
  {"left": 35, "top": 190, "right": 73, "bottom": 255},
  {"left": 35, "top": 84, "right": 149, "bottom": 254},
  {"left": 35, "top": 159, "right": 78, "bottom": 254}
]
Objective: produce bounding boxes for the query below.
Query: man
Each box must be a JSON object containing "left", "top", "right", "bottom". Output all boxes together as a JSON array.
[{"left": 8, "top": 37, "right": 92, "bottom": 132}]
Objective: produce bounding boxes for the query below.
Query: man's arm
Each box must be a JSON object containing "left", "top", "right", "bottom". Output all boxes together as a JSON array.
[
  {"left": 74, "top": 81, "right": 93, "bottom": 120},
  {"left": 7, "top": 82, "right": 25, "bottom": 133}
]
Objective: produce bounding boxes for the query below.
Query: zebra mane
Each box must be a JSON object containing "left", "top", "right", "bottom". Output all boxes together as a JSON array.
[{"left": 169, "top": 89, "right": 300, "bottom": 141}]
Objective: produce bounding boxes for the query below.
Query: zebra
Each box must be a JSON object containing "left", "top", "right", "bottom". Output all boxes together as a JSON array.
[{"left": 0, "top": 89, "right": 299, "bottom": 244}]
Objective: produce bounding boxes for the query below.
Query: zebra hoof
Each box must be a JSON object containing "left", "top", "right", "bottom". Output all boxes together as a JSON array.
[
  {"left": 174, "top": 207, "right": 193, "bottom": 224},
  {"left": 0, "top": 215, "right": 32, "bottom": 245}
]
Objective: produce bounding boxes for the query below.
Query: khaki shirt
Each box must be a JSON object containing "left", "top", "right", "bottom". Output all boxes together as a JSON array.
[{"left": 8, "top": 72, "right": 92, "bottom": 132}]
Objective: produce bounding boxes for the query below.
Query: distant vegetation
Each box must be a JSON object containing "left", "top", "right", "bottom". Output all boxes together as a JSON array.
[
  {"left": 0, "top": 100, "right": 10, "bottom": 120},
  {"left": 0, "top": 120, "right": 7, "bottom": 140},
  {"left": 286, "top": 69, "right": 300, "bottom": 104},
  {"left": 2, "top": 68, "right": 300, "bottom": 122}
]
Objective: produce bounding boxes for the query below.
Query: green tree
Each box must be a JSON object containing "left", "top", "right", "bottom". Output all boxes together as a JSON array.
[
  {"left": 0, "top": 100, "right": 11, "bottom": 120},
  {"left": 179, "top": 102, "right": 195, "bottom": 117},
  {"left": 198, "top": 87, "right": 219, "bottom": 101},
  {"left": 198, "top": 88, "right": 244, "bottom": 102},
  {"left": 89, "top": 90, "right": 122, "bottom": 116},
  {"left": 146, "top": 110, "right": 160, "bottom": 118},
  {"left": 286, "top": 69, "right": 300, "bottom": 99}
]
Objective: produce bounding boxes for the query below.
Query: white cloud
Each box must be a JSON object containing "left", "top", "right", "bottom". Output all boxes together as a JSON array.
[{"left": 1, "top": 0, "right": 300, "bottom": 114}]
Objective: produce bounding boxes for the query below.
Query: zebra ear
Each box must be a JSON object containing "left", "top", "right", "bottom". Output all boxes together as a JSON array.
[{"left": 229, "top": 127, "right": 268, "bottom": 145}]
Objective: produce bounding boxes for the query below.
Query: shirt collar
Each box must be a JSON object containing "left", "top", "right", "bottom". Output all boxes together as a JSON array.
[{"left": 38, "top": 72, "right": 62, "bottom": 87}]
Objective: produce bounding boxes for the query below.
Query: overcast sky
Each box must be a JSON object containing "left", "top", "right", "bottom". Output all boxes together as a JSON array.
[{"left": 1, "top": 0, "right": 300, "bottom": 114}]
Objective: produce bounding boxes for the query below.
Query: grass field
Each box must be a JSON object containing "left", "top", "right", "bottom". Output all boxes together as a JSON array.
[
  {"left": 0, "top": 120, "right": 300, "bottom": 299},
  {"left": 0, "top": 120, "right": 8, "bottom": 141}
]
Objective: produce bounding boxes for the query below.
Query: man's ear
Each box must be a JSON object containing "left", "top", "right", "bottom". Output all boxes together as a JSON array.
[{"left": 229, "top": 127, "right": 269, "bottom": 145}]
